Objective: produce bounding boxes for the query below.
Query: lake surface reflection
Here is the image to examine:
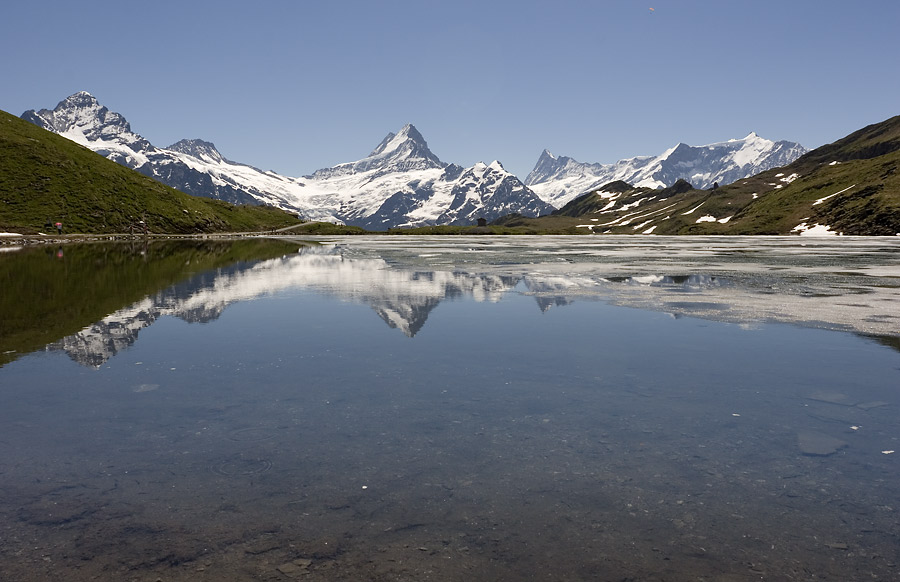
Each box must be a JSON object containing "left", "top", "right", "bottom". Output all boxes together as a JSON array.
[{"left": 1, "top": 236, "right": 899, "bottom": 581}]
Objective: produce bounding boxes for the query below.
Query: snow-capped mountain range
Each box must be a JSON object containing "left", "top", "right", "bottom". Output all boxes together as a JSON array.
[
  {"left": 526, "top": 135, "right": 808, "bottom": 207},
  {"left": 22, "top": 92, "right": 806, "bottom": 227},
  {"left": 22, "top": 92, "right": 552, "bottom": 229}
]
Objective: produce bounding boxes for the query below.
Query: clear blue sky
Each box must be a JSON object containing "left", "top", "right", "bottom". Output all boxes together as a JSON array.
[{"left": 3, "top": 0, "right": 898, "bottom": 179}]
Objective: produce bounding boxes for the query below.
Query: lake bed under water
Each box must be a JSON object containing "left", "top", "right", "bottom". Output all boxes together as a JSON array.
[{"left": 1, "top": 236, "right": 899, "bottom": 581}]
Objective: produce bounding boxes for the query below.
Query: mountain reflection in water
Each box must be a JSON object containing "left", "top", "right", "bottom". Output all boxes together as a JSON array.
[
  {"left": 13, "top": 235, "right": 897, "bottom": 367},
  {"left": 0, "top": 239, "right": 301, "bottom": 367}
]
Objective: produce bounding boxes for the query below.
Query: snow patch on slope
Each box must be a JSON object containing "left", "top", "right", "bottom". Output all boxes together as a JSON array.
[{"left": 792, "top": 222, "right": 842, "bottom": 236}]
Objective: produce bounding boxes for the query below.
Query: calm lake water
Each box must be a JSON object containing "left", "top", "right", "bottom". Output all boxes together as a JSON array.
[{"left": 1, "top": 236, "right": 899, "bottom": 582}]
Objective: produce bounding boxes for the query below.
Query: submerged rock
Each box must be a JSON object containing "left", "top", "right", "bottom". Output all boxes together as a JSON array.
[
  {"left": 277, "top": 558, "right": 312, "bottom": 578},
  {"left": 797, "top": 430, "right": 847, "bottom": 456}
]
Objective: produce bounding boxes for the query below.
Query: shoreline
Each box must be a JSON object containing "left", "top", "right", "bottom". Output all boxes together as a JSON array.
[
  {"left": 0, "top": 231, "right": 288, "bottom": 246},
  {"left": 2, "top": 230, "right": 893, "bottom": 246}
]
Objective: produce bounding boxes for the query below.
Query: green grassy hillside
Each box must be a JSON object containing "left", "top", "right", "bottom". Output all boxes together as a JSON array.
[
  {"left": 685, "top": 151, "right": 900, "bottom": 235},
  {"left": 0, "top": 110, "right": 301, "bottom": 234}
]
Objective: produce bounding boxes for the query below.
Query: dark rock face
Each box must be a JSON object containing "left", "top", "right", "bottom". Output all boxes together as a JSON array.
[
  {"left": 443, "top": 164, "right": 553, "bottom": 225},
  {"left": 360, "top": 189, "right": 435, "bottom": 230},
  {"left": 136, "top": 160, "right": 262, "bottom": 206},
  {"left": 658, "top": 178, "right": 694, "bottom": 197},
  {"left": 350, "top": 162, "right": 553, "bottom": 229}
]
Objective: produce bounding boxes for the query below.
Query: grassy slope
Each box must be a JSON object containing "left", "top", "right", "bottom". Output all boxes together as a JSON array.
[
  {"left": 0, "top": 110, "right": 301, "bottom": 234},
  {"left": 684, "top": 153, "right": 900, "bottom": 235}
]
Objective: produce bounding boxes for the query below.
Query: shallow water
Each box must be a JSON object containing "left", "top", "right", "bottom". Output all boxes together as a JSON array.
[{"left": 1, "top": 236, "right": 899, "bottom": 581}]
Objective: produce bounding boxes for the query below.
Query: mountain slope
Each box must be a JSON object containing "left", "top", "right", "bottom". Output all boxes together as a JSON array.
[
  {"left": 494, "top": 115, "right": 900, "bottom": 236},
  {"left": 677, "top": 115, "right": 900, "bottom": 235},
  {"left": 23, "top": 93, "right": 551, "bottom": 229},
  {"left": 0, "top": 109, "right": 300, "bottom": 234},
  {"left": 22, "top": 92, "right": 316, "bottom": 210},
  {"left": 526, "top": 133, "right": 807, "bottom": 207}
]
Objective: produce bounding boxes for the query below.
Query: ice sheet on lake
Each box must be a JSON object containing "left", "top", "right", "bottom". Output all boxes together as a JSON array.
[{"left": 298, "top": 235, "right": 900, "bottom": 339}]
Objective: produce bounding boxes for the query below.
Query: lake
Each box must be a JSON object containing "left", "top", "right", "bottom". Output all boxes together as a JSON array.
[{"left": 1, "top": 235, "right": 899, "bottom": 582}]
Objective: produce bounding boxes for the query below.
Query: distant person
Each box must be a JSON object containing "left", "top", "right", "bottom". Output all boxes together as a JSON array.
[{"left": 55, "top": 222, "right": 63, "bottom": 235}]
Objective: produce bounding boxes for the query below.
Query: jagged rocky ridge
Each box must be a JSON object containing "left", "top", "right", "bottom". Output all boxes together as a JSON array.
[
  {"left": 23, "top": 92, "right": 552, "bottom": 229},
  {"left": 526, "top": 134, "right": 807, "bottom": 207}
]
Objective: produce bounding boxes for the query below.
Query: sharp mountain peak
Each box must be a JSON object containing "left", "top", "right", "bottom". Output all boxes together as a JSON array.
[{"left": 167, "top": 139, "right": 226, "bottom": 163}]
